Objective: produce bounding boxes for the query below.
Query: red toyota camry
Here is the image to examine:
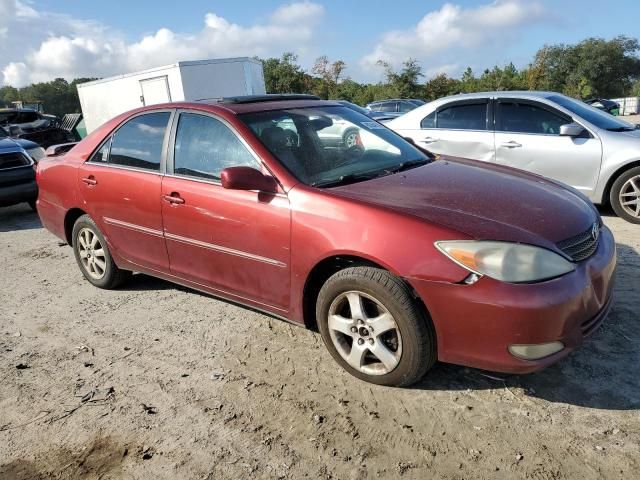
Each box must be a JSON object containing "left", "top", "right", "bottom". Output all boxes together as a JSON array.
[{"left": 36, "top": 95, "right": 616, "bottom": 386}]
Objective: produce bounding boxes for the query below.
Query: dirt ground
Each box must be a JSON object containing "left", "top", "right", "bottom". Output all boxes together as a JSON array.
[{"left": 0, "top": 203, "right": 638, "bottom": 480}]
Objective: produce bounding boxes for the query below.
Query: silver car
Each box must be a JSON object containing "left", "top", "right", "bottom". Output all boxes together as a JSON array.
[{"left": 388, "top": 91, "right": 640, "bottom": 223}]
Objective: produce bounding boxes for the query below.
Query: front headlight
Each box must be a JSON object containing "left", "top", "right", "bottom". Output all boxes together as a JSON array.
[
  {"left": 26, "top": 147, "right": 46, "bottom": 162},
  {"left": 435, "top": 241, "right": 575, "bottom": 283}
]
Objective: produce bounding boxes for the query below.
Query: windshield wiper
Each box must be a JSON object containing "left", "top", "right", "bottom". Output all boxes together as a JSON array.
[
  {"left": 311, "top": 172, "right": 380, "bottom": 188},
  {"left": 606, "top": 127, "right": 635, "bottom": 132},
  {"left": 382, "top": 158, "right": 431, "bottom": 175}
]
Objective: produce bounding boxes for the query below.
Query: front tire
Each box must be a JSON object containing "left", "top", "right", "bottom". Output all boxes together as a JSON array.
[
  {"left": 72, "top": 214, "right": 131, "bottom": 289},
  {"left": 316, "top": 267, "right": 436, "bottom": 387},
  {"left": 610, "top": 166, "right": 640, "bottom": 224}
]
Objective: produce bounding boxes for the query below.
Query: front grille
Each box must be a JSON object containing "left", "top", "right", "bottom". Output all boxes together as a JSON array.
[
  {"left": 557, "top": 223, "right": 600, "bottom": 262},
  {"left": 0, "top": 152, "right": 31, "bottom": 169}
]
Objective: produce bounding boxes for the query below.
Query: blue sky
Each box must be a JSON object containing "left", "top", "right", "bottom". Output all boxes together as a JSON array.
[{"left": 2, "top": 0, "right": 639, "bottom": 86}]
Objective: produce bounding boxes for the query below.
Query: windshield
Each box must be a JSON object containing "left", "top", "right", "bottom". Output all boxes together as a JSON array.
[
  {"left": 239, "top": 106, "right": 430, "bottom": 187},
  {"left": 0, "top": 126, "right": 7, "bottom": 138},
  {"left": 548, "top": 94, "right": 634, "bottom": 131}
]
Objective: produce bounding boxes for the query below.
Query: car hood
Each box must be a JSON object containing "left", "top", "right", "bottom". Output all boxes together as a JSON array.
[
  {"left": 0, "top": 137, "right": 38, "bottom": 151},
  {"left": 328, "top": 157, "right": 598, "bottom": 248},
  {"left": 615, "top": 128, "right": 640, "bottom": 139}
]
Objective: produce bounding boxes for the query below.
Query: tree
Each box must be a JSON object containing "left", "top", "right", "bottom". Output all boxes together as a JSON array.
[
  {"left": 424, "top": 74, "right": 460, "bottom": 100},
  {"left": 528, "top": 36, "right": 640, "bottom": 98},
  {"left": 310, "top": 55, "right": 347, "bottom": 99},
  {"left": 459, "top": 67, "right": 479, "bottom": 93},
  {"left": 260, "top": 53, "right": 306, "bottom": 94},
  {"left": 377, "top": 58, "right": 424, "bottom": 98}
]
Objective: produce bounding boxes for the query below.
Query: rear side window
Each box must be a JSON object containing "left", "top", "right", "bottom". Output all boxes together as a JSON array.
[
  {"left": 398, "top": 101, "right": 415, "bottom": 113},
  {"left": 498, "top": 102, "right": 568, "bottom": 135},
  {"left": 420, "top": 111, "right": 436, "bottom": 128},
  {"left": 173, "top": 113, "right": 259, "bottom": 181},
  {"left": 436, "top": 103, "right": 487, "bottom": 130},
  {"left": 109, "top": 112, "right": 170, "bottom": 171},
  {"left": 376, "top": 102, "right": 397, "bottom": 113}
]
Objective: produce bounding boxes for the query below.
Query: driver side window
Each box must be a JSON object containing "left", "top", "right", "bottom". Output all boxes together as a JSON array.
[
  {"left": 498, "top": 102, "right": 568, "bottom": 135},
  {"left": 173, "top": 113, "right": 260, "bottom": 181}
]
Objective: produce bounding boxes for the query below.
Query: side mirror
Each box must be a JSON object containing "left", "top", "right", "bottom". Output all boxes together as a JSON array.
[
  {"left": 221, "top": 166, "right": 278, "bottom": 193},
  {"left": 559, "top": 122, "right": 585, "bottom": 137}
]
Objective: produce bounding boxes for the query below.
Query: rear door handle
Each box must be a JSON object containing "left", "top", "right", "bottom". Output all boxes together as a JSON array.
[
  {"left": 81, "top": 176, "right": 97, "bottom": 186},
  {"left": 163, "top": 193, "right": 185, "bottom": 205},
  {"left": 501, "top": 141, "right": 522, "bottom": 148},
  {"left": 420, "top": 137, "right": 438, "bottom": 144}
]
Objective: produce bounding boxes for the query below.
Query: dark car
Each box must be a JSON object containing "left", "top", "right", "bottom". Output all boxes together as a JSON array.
[
  {"left": 0, "top": 136, "right": 38, "bottom": 211},
  {"left": 366, "top": 99, "right": 425, "bottom": 115},
  {"left": 584, "top": 98, "right": 620, "bottom": 115},
  {"left": 0, "top": 108, "right": 72, "bottom": 148},
  {"left": 36, "top": 95, "right": 615, "bottom": 387},
  {"left": 0, "top": 126, "right": 46, "bottom": 161},
  {"left": 337, "top": 100, "right": 400, "bottom": 123}
]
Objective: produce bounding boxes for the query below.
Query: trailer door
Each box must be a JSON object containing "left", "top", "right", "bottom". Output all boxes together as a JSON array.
[{"left": 140, "top": 76, "right": 171, "bottom": 106}]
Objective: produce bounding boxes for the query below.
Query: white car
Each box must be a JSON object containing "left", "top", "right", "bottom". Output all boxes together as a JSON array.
[{"left": 388, "top": 91, "right": 640, "bottom": 223}]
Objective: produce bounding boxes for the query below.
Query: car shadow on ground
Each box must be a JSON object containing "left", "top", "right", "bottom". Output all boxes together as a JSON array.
[
  {"left": 413, "top": 241, "right": 640, "bottom": 411},
  {"left": 0, "top": 203, "right": 42, "bottom": 232}
]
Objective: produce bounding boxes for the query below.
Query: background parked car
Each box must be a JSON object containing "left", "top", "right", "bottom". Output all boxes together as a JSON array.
[
  {"left": 0, "top": 108, "right": 75, "bottom": 148},
  {"left": 585, "top": 98, "right": 620, "bottom": 115},
  {"left": 0, "top": 126, "right": 45, "bottom": 162},
  {"left": 0, "top": 137, "right": 38, "bottom": 211},
  {"left": 366, "top": 99, "right": 425, "bottom": 116},
  {"left": 337, "top": 100, "right": 400, "bottom": 123},
  {"left": 388, "top": 91, "right": 640, "bottom": 223}
]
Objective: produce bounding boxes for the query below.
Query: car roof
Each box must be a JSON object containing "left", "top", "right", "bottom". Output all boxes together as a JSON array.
[
  {"left": 433, "top": 91, "right": 559, "bottom": 103},
  {"left": 145, "top": 96, "right": 342, "bottom": 115}
]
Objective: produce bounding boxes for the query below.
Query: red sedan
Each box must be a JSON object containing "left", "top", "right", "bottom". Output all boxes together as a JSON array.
[{"left": 36, "top": 95, "right": 616, "bottom": 386}]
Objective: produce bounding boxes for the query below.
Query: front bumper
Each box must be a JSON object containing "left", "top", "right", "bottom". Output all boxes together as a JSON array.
[
  {"left": 0, "top": 179, "right": 37, "bottom": 207},
  {"left": 409, "top": 225, "right": 617, "bottom": 374}
]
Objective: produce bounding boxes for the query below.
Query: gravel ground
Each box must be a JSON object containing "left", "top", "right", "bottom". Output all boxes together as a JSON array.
[{"left": 0, "top": 203, "right": 638, "bottom": 480}]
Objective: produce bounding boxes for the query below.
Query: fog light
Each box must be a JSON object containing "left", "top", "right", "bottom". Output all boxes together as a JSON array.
[{"left": 508, "top": 341, "right": 564, "bottom": 360}]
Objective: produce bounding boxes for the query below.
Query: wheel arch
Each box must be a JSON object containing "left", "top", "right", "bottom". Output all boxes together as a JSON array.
[
  {"left": 63, "top": 207, "right": 87, "bottom": 245},
  {"left": 601, "top": 159, "right": 640, "bottom": 206},
  {"left": 301, "top": 254, "right": 431, "bottom": 332}
]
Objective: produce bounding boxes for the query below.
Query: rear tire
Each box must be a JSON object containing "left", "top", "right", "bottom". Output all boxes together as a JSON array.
[
  {"left": 316, "top": 267, "right": 436, "bottom": 387},
  {"left": 610, "top": 166, "right": 640, "bottom": 224},
  {"left": 72, "top": 214, "right": 131, "bottom": 289},
  {"left": 28, "top": 200, "right": 37, "bottom": 212}
]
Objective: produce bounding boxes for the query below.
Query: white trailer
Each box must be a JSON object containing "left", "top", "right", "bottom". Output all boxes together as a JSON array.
[{"left": 77, "top": 57, "right": 265, "bottom": 133}]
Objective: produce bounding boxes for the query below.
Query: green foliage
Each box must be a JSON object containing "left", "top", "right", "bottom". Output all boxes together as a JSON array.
[
  {"left": 529, "top": 36, "right": 640, "bottom": 98},
  {"left": 260, "top": 53, "right": 306, "bottom": 94},
  {"left": 0, "top": 77, "right": 95, "bottom": 117},
  {"left": 376, "top": 58, "right": 424, "bottom": 98},
  {"left": 424, "top": 74, "right": 460, "bottom": 100}
]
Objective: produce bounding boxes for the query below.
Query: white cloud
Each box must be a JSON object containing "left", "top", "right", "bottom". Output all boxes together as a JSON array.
[
  {"left": 1, "top": 1, "right": 324, "bottom": 86},
  {"left": 361, "top": 0, "right": 545, "bottom": 76}
]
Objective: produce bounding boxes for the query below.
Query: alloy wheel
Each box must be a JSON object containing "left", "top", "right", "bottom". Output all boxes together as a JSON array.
[
  {"left": 327, "top": 290, "right": 402, "bottom": 376},
  {"left": 619, "top": 175, "right": 640, "bottom": 218},
  {"left": 344, "top": 131, "right": 359, "bottom": 148},
  {"left": 77, "top": 228, "right": 107, "bottom": 280}
]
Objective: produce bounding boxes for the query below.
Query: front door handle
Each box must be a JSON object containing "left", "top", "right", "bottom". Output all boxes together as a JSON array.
[
  {"left": 163, "top": 193, "right": 185, "bottom": 205},
  {"left": 420, "top": 137, "right": 438, "bottom": 144},
  {"left": 501, "top": 141, "right": 522, "bottom": 148},
  {"left": 81, "top": 176, "right": 97, "bottom": 186}
]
